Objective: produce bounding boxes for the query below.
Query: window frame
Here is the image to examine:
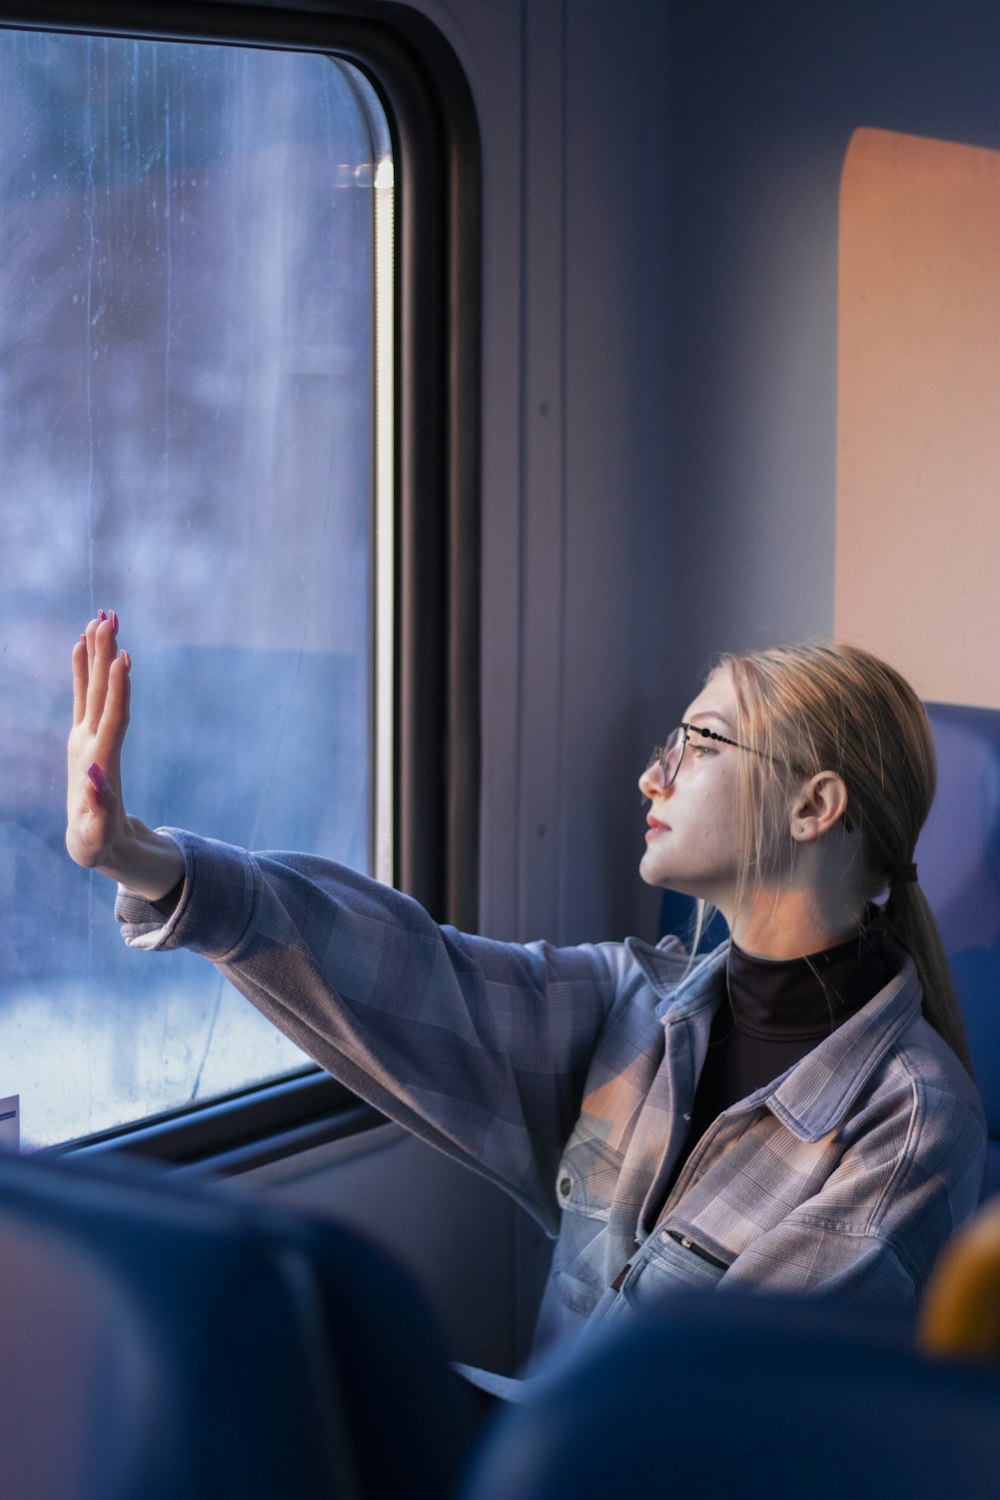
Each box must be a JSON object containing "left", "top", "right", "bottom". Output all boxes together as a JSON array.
[{"left": 0, "top": 0, "right": 481, "bottom": 1164}]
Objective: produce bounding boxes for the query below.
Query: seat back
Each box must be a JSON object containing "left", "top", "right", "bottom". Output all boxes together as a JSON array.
[
  {"left": 0, "top": 1150, "right": 474, "bottom": 1500},
  {"left": 461, "top": 1291, "right": 1000, "bottom": 1500},
  {"left": 916, "top": 702, "right": 1000, "bottom": 1195}
]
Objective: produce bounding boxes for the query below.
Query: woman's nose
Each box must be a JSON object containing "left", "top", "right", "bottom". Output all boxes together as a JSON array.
[{"left": 638, "top": 761, "right": 664, "bottom": 800}]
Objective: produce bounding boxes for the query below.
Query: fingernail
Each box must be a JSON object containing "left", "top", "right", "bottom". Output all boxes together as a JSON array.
[
  {"left": 87, "top": 763, "right": 108, "bottom": 796},
  {"left": 98, "top": 610, "right": 107, "bottom": 623},
  {"left": 110, "top": 611, "right": 119, "bottom": 634},
  {"left": 121, "top": 650, "right": 131, "bottom": 671}
]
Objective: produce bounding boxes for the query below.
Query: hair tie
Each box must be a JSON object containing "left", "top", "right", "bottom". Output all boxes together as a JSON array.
[{"left": 891, "top": 862, "right": 918, "bottom": 887}]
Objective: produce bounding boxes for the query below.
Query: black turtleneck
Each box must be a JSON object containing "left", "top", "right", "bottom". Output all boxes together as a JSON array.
[{"left": 669, "top": 929, "right": 898, "bottom": 1191}]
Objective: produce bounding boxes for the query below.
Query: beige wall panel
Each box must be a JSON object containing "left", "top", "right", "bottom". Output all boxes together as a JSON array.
[{"left": 836, "top": 127, "right": 1000, "bottom": 708}]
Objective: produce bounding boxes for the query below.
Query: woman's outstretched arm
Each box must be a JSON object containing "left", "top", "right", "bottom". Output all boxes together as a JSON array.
[
  {"left": 66, "top": 612, "right": 184, "bottom": 900},
  {"left": 68, "top": 613, "right": 621, "bottom": 1223}
]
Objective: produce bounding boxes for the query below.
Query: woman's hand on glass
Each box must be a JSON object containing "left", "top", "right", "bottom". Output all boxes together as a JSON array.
[
  {"left": 66, "top": 614, "right": 184, "bottom": 900},
  {"left": 66, "top": 611, "right": 130, "bottom": 869}
]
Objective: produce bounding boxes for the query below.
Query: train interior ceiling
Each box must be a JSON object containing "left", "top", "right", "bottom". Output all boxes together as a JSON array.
[{"left": 2, "top": 0, "right": 1000, "bottom": 1494}]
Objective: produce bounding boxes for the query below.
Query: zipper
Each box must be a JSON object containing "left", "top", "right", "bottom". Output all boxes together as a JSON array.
[
  {"left": 610, "top": 1261, "right": 632, "bottom": 1291},
  {"left": 665, "top": 1228, "right": 729, "bottom": 1271}
]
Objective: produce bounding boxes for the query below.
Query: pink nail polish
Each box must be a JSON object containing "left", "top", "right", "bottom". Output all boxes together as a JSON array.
[
  {"left": 87, "top": 763, "right": 108, "bottom": 796},
  {"left": 110, "top": 611, "right": 119, "bottom": 634},
  {"left": 97, "top": 610, "right": 107, "bottom": 623}
]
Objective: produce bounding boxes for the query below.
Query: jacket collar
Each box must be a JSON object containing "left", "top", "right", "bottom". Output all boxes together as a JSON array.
[
  {"left": 765, "top": 950, "right": 921, "bottom": 1139},
  {"left": 624, "top": 934, "right": 730, "bottom": 1012},
  {"left": 626, "top": 935, "right": 923, "bottom": 1142}
]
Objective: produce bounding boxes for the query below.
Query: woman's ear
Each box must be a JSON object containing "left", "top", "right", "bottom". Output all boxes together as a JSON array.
[{"left": 790, "top": 772, "right": 851, "bottom": 842}]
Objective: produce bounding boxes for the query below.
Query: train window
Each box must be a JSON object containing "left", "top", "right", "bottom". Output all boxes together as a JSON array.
[
  {"left": 836, "top": 126, "right": 1000, "bottom": 709},
  {"left": 0, "top": 28, "right": 395, "bottom": 1148}
]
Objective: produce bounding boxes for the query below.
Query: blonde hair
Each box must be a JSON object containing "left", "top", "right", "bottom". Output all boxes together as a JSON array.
[{"left": 713, "top": 641, "right": 971, "bottom": 1071}]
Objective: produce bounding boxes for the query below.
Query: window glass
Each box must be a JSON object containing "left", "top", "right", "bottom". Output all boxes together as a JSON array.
[{"left": 0, "top": 31, "right": 391, "bottom": 1147}]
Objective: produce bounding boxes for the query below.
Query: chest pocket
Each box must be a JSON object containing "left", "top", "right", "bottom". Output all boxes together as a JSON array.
[
  {"left": 623, "top": 1226, "right": 731, "bottom": 1303},
  {"left": 555, "top": 1135, "right": 625, "bottom": 1222},
  {"left": 548, "top": 1136, "right": 627, "bottom": 1321}
]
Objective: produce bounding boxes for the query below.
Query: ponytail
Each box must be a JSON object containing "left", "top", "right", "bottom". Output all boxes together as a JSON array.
[{"left": 879, "top": 879, "right": 973, "bottom": 1073}]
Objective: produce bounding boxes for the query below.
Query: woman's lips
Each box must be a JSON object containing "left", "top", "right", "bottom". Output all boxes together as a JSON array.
[{"left": 645, "top": 815, "right": 670, "bottom": 840}]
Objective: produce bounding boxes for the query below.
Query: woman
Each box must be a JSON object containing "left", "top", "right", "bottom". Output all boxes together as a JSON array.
[{"left": 66, "top": 614, "right": 986, "bottom": 1362}]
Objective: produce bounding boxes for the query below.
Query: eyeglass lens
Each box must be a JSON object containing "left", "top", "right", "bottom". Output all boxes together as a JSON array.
[{"left": 649, "top": 726, "right": 686, "bottom": 789}]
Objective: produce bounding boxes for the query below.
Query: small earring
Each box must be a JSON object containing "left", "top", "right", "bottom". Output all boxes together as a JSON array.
[{"left": 796, "top": 824, "right": 805, "bottom": 834}]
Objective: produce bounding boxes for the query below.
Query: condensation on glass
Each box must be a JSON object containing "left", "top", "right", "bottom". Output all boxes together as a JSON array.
[{"left": 0, "top": 31, "right": 393, "bottom": 1147}]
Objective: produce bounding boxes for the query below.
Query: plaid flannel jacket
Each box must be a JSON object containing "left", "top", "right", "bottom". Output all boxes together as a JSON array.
[{"left": 117, "top": 831, "right": 986, "bottom": 1357}]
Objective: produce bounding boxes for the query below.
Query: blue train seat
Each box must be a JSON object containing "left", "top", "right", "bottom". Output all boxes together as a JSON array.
[
  {"left": 917, "top": 703, "right": 1000, "bottom": 1196},
  {"left": 0, "top": 1149, "right": 475, "bottom": 1500},
  {"left": 460, "top": 1289, "right": 1000, "bottom": 1499},
  {"left": 659, "top": 701, "right": 1000, "bottom": 1197}
]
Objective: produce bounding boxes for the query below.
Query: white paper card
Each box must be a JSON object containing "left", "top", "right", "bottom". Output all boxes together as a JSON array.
[{"left": 0, "top": 1095, "right": 20, "bottom": 1151}]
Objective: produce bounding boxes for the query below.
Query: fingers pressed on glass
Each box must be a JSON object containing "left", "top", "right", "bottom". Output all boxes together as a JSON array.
[
  {"left": 84, "top": 611, "right": 103, "bottom": 660},
  {"left": 95, "top": 650, "right": 132, "bottom": 766},
  {"left": 71, "top": 636, "right": 89, "bottom": 729},
  {"left": 85, "top": 614, "right": 118, "bottom": 733}
]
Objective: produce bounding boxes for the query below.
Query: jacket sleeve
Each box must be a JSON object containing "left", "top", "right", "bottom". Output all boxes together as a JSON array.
[{"left": 115, "top": 829, "right": 620, "bottom": 1230}]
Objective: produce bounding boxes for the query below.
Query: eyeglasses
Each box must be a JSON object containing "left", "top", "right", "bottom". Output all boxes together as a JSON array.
[
  {"left": 645, "top": 724, "right": 856, "bottom": 833},
  {"left": 645, "top": 722, "right": 762, "bottom": 791}
]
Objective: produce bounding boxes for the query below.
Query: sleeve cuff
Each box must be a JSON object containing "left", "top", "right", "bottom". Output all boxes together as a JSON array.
[{"left": 115, "top": 828, "right": 258, "bottom": 959}]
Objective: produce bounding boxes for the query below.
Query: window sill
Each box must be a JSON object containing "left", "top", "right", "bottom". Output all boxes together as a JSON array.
[{"left": 48, "top": 1069, "right": 385, "bottom": 1177}]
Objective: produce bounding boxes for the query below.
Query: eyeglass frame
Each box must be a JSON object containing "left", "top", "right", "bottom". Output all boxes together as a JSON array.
[
  {"left": 646, "top": 722, "right": 855, "bottom": 833},
  {"left": 646, "top": 722, "right": 760, "bottom": 791}
]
